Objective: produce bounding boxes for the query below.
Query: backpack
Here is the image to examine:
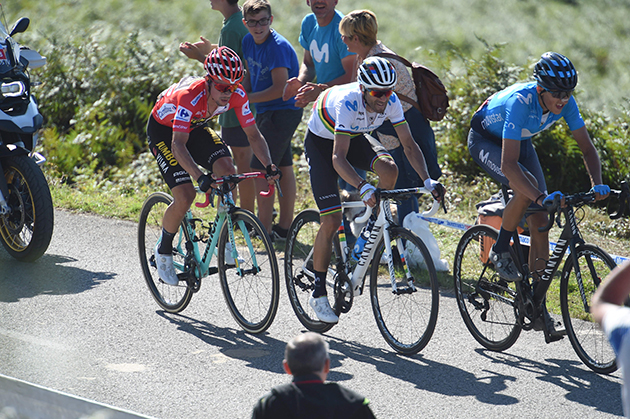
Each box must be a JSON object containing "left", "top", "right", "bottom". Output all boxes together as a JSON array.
[{"left": 375, "top": 52, "right": 449, "bottom": 121}]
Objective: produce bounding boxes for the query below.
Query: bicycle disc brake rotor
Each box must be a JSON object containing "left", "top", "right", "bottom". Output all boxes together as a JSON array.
[
  {"left": 4, "top": 182, "right": 28, "bottom": 235},
  {"left": 333, "top": 272, "right": 353, "bottom": 314}
]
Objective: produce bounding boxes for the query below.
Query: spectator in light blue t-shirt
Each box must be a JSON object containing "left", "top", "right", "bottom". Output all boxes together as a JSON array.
[{"left": 282, "top": 0, "right": 356, "bottom": 108}]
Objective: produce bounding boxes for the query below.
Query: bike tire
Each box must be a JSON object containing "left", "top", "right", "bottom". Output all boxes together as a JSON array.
[
  {"left": 0, "top": 155, "right": 53, "bottom": 262},
  {"left": 560, "top": 244, "right": 617, "bottom": 374},
  {"left": 284, "top": 209, "right": 337, "bottom": 333},
  {"left": 218, "top": 209, "right": 280, "bottom": 334},
  {"left": 453, "top": 224, "right": 521, "bottom": 351},
  {"left": 369, "top": 226, "right": 439, "bottom": 354},
  {"left": 137, "top": 192, "right": 193, "bottom": 313}
]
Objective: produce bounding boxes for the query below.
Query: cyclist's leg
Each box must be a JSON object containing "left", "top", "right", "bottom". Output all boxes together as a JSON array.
[
  {"left": 304, "top": 130, "right": 343, "bottom": 323},
  {"left": 346, "top": 134, "right": 397, "bottom": 191},
  {"left": 519, "top": 142, "right": 549, "bottom": 278},
  {"left": 146, "top": 116, "right": 197, "bottom": 243}
]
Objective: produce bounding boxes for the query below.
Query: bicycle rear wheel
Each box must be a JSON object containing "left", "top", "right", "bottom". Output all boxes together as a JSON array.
[
  {"left": 284, "top": 209, "right": 339, "bottom": 333},
  {"left": 369, "top": 226, "right": 439, "bottom": 354},
  {"left": 560, "top": 244, "right": 617, "bottom": 374},
  {"left": 453, "top": 225, "right": 521, "bottom": 351},
  {"left": 137, "top": 192, "right": 193, "bottom": 313},
  {"left": 218, "top": 209, "right": 279, "bottom": 334}
]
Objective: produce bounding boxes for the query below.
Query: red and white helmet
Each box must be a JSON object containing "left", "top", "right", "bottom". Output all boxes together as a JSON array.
[{"left": 204, "top": 46, "right": 244, "bottom": 85}]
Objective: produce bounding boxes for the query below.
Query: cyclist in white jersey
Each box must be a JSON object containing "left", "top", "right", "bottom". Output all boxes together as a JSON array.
[{"left": 303, "top": 56, "right": 444, "bottom": 323}]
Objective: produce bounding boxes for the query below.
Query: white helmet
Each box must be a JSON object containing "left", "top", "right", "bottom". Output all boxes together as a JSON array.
[{"left": 357, "top": 57, "right": 397, "bottom": 90}]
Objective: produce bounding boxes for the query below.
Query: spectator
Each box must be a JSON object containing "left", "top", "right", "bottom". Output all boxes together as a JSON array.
[
  {"left": 251, "top": 332, "right": 376, "bottom": 418},
  {"left": 339, "top": 9, "right": 442, "bottom": 225},
  {"left": 179, "top": 0, "right": 256, "bottom": 213},
  {"left": 591, "top": 261, "right": 630, "bottom": 418},
  {"left": 282, "top": 0, "right": 356, "bottom": 108},
  {"left": 240, "top": 0, "right": 302, "bottom": 238}
]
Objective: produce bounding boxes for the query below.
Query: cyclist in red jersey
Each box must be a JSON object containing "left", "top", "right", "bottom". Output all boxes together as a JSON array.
[{"left": 147, "top": 46, "right": 279, "bottom": 286}]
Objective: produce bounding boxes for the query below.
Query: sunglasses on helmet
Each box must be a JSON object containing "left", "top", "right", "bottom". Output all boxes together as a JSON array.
[
  {"left": 544, "top": 88, "right": 573, "bottom": 100},
  {"left": 366, "top": 88, "right": 393, "bottom": 99},
  {"left": 213, "top": 82, "right": 239, "bottom": 93}
]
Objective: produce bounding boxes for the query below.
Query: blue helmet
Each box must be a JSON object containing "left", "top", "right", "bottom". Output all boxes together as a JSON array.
[{"left": 533, "top": 52, "right": 577, "bottom": 92}]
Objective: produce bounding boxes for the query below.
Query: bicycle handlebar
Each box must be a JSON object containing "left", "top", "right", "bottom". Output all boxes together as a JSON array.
[
  {"left": 538, "top": 183, "right": 630, "bottom": 232},
  {"left": 354, "top": 186, "right": 441, "bottom": 224},
  {"left": 194, "top": 172, "right": 277, "bottom": 208}
]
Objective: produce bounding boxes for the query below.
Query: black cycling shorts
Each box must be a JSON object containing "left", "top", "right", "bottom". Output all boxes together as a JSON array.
[
  {"left": 146, "top": 115, "right": 232, "bottom": 189},
  {"left": 304, "top": 129, "right": 391, "bottom": 217}
]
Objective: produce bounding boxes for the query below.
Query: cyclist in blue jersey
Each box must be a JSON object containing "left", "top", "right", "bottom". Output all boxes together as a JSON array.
[
  {"left": 304, "top": 57, "right": 444, "bottom": 323},
  {"left": 468, "top": 52, "right": 610, "bottom": 335}
]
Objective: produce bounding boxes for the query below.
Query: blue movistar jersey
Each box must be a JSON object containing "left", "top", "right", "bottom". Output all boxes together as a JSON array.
[{"left": 473, "top": 82, "right": 585, "bottom": 141}]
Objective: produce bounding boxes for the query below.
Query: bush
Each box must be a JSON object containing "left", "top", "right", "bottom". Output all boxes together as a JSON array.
[{"left": 33, "top": 25, "right": 201, "bottom": 181}]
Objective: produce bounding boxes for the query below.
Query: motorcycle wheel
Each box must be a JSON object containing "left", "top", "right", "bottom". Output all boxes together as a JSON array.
[{"left": 0, "top": 155, "right": 54, "bottom": 262}]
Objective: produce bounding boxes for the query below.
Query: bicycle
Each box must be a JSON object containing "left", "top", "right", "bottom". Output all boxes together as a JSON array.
[
  {"left": 453, "top": 181, "right": 630, "bottom": 374},
  {"left": 285, "top": 187, "right": 441, "bottom": 355},
  {"left": 138, "top": 172, "right": 280, "bottom": 334}
]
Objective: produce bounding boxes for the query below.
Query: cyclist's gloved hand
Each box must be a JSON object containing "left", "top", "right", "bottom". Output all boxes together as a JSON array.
[
  {"left": 197, "top": 174, "right": 213, "bottom": 193},
  {"left": 590, "top": 184, "right": 610, "bottom": 197},
  {"left": 359, "top": 182, "right": 376, "bottom": 205},
  {"left": 265, "top": 164, "right": 282, "bottom": 180},
  {"left": 543, "top": 191, "right": 563, "bottom": 207},
  {"left": 423, "top": 178, "right": 439, "bottom": 192}
]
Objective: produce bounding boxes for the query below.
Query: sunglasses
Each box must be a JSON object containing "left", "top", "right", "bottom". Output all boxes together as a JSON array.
[
  {"left": 213, "top": 83, "right": 239, "bottom": 93},
  {"left": 366, "top": 88, "right": 393, "bottom": 99},
  {"left": 244, "top": 17, "right": 270, "bottom": 27},
  {"left": 544, "top": 88, "right": 573, "bottom": 100}
]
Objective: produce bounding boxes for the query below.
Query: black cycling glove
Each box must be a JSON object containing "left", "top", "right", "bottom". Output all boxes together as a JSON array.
[
  {"left": 265, "top": 164, "right": 282, "bottom": 180},
  {"left": 197, "top": 174, "right": 213, "bottom": 193}
]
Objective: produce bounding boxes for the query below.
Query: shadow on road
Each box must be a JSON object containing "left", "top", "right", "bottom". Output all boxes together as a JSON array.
[
  {"left": 156, "top": 311, "right": 288, "bottom": 374},
  {"left": 0, "top": 252, "right": 115, "bottom": 303},
  {"left": 476, "top": 348, "right": 623, "bottom": 416},
  {"left": 322, "top": 336, "right": 622, "bottom": 415}
]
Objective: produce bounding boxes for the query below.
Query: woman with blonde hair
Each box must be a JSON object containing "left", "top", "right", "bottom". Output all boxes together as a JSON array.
[{"left": 339, "top": 10, "right": 441, "bottom": 222}]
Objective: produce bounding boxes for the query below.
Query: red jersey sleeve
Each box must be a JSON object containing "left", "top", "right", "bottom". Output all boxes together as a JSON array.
[{"left": 228, "top": 87, "right": 257, "bottom": 129}]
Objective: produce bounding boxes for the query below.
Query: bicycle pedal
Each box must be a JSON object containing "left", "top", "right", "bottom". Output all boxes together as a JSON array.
[
  {"left": 544, "top": 329, "right": 566, "bottom": 344},
  {"left": 208, "top": 266, "right": 219, "bottom": 275}
]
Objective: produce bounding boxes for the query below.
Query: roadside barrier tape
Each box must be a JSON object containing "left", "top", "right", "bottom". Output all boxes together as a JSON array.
[{"left": 420, "top": 215, "right": 629, "bottom": 264}]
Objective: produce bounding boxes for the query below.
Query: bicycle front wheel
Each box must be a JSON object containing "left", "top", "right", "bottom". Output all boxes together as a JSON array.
[
  {"left": 137, "top": 192, "right": 193, "bottom": 313},
  {"left": 218, "top": 209, "right": 279, "bottom": 334},
  {"left": 284, "top": 209, "right": 338, "bottom": 333},
  {"left": 560, "top": 244, "right": 617, "bottom": 374},
  {"left": 453, "top": 225, "right": 521, "bottom": 351},
  {"left": 370, "top": 226, "right": 439, "bottom": 354}
]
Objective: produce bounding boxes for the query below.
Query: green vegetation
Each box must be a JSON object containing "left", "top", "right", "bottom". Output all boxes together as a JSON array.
[{"left": 5, "top": 0, "right": 629, "bottom": 276}]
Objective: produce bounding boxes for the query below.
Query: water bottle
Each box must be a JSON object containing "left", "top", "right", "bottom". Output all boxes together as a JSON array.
[
  {"left": 351, "top": 215, "right": 376, "bottom": 261},
  {"left": 351, "top": 228, "right": 369, "bottom": 261}
]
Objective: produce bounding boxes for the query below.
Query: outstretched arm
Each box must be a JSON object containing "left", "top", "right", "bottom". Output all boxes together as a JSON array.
[
  {"left": 179, "top": 36, "right": 216, "bottom": 63},
  {"left": 572, "top": 125, "right": 608, "bottom": 200}
]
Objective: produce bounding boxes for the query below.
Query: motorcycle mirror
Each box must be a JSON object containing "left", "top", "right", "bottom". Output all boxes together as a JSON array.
[{"left": 9, "top": 17, "right": 30, "bottom": 37}]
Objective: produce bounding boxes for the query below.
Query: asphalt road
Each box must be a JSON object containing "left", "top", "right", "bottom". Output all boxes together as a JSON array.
[{"left": 0, "top": 209, "right": 624, "bottom": 418}]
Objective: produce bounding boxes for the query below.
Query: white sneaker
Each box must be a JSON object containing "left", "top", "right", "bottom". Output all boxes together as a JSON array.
[
  {"left": 153, "top": 243, "right": 179, "bottom": 285},
  {"left": 222, "top": 242, "right": 245, "bottom": 266},
  {"left": 309, "top": 296, "right": 339, "bottom": 323}
]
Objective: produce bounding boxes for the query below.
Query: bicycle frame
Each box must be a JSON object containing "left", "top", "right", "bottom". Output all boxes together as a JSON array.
[
  {"left": 326, "top": 187, "right": 439, "bottom": 295},
  {"left": 172, "top": 172, "right": 275, "bottom": 282},
  {"left": 499, "top": 188, "right": 615, "bottom": 326}
]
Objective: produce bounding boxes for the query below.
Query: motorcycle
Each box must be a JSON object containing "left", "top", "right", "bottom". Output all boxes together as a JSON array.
[{"left": 0, "top": 16, "right": 53, "bottom": 262}]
